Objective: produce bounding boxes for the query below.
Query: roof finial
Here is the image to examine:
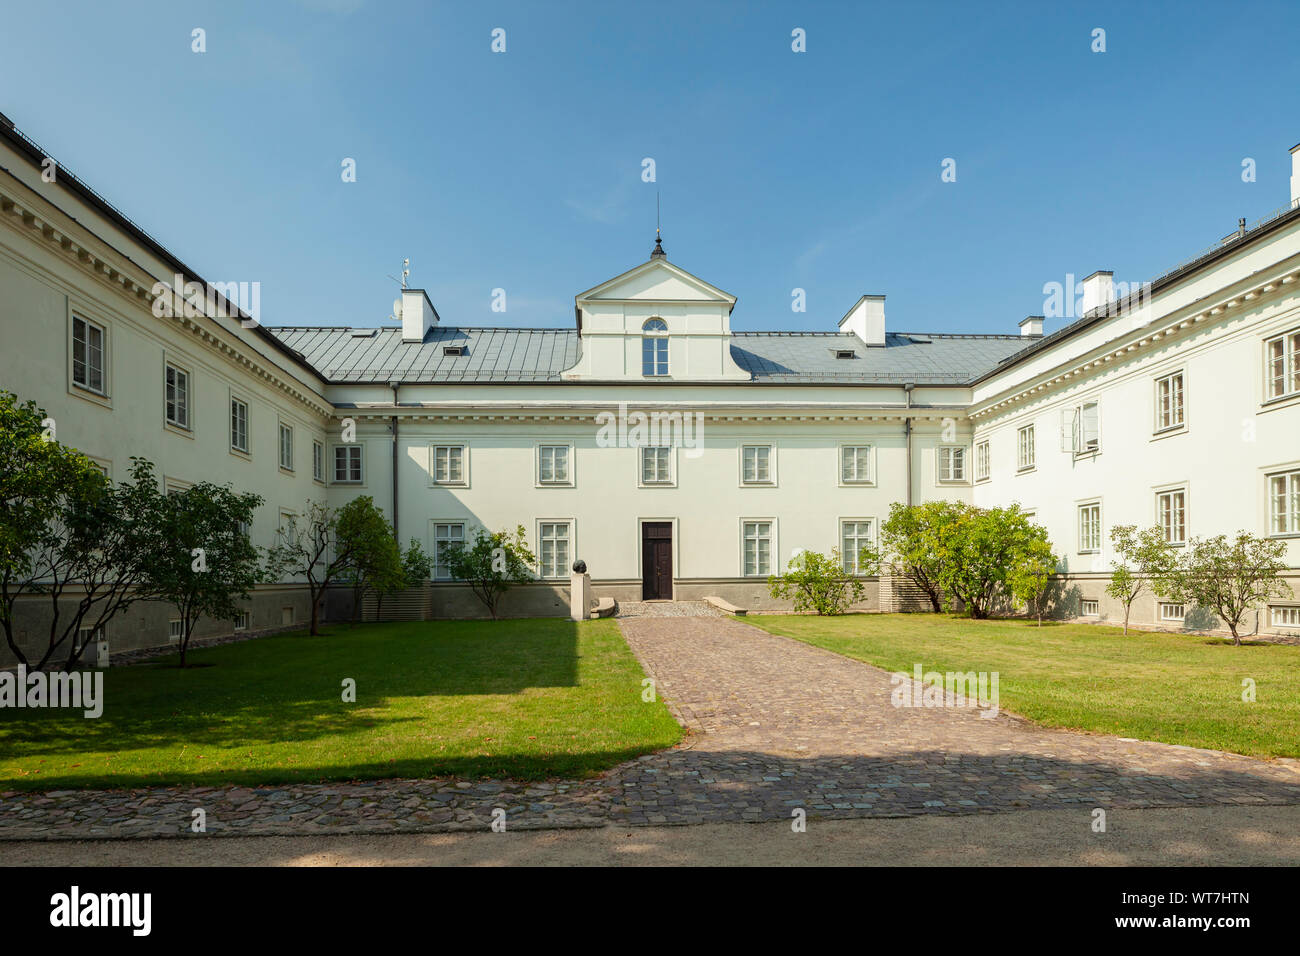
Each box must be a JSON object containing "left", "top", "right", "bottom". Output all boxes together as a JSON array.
[{"left": 651, "top": 193, "right": 666, "bottom": 258}]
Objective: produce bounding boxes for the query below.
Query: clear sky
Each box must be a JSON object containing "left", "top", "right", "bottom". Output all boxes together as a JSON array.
[{"left": 4, "top": 0, "right": 1299, "bottom": 335}]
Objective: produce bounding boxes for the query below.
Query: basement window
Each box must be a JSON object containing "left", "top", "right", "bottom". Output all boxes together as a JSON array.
[{"left": 1079, "top": 600, "right": 1099, "bottom": 617}]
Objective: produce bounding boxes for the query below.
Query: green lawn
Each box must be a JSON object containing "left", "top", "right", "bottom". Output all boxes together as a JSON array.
[
  {"left": 0, "top": 618, "right": 681, "bottom": 791},
  {"left": 745, "top": 614, "right": 1300, "bottom": 759}
]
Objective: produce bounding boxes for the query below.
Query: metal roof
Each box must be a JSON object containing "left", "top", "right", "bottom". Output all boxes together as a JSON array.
[{"left": 268, "top": 325, "right": 1033, "bottom": 385}]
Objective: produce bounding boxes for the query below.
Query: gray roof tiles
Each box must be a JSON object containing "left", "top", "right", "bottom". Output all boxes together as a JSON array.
[{"left": 267, "top": 325, "right": 1032, "bottom": 385}]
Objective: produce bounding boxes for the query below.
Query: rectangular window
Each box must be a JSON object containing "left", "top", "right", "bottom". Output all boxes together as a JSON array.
[
  {"left": 313, "top": 440, "right": 325, "bottom": 482},
  {"left": 1159, "top": 602, "right": 1186, "bottom": 622},
  {"left": 937, "top": 446, "right": 966, "bottom": 482},
  {"left": 742, "top": 521, "right": 772, "bottom": 576},
  {"left": 840, "top": 519, "right": 874, "bottom": 575},
  {"left": 1078, "top": 502, "right": 1101, "bottom": 553},
  {"left": 841, "top": 445, "right": 873, "bottom": 484},
  {"left": 1265, "top": 328, "right": 1300, "bottom": 400},
  {"left": 1080, "top": 599, "right": 1099, "bottom": 617},
  {"left": 1070, "top": 401, "right": 1100, "bottom": 454},
  {"left": 642, "top": 336, "right": 668, "bottom": 376},
  {"left": 1270, "top": 469, "right": 1300, "bottom": 535},
  {"left": 432, "top": 445, "right": 465, "bottom": 484},
  {"left": 74, "top": 625, "right": 102, "bottom": 655},
  {"left": 168, "top": 620, "right": 183, "bottom": 643},
  {"left": 165, "top": 363, "right": 190, "bottom": 428},
  {"left": 538, "top": 445, "right": 571, "bottom": 484},
  {"left": 234, "top": 611, "right": 251, "bottom": 631},
  {"left": 334, "top": 445, "right": 363, "bottom": 483},
  {"left": 1156, "top": 489, "right": 1186, "bottom": 544},
  {"left": 1017, "top": 424, "right": 1036, "bottom": 471},
  {"left": 641, "top": 446, "right": 672, "bottom": 484},
  {"left": 279, "top": 423, "right": 293, "bottom": 470},
  {"left": 539, "top": 521, "right": 571, "bottom": 579},
  {"left": 1155, "top": 371, "right": 1185, "bottom": 431},
  {"left": 742, "top": 445, "right": 773, "bottom": 484},
  {"left": 71, "top": 315, "right": 105, "bottom": 393},
  {"left": 1271, "top": 606, "right": 1300, "bottom": 627},
  {"left": 230, "top": 398, "right": 249, "bottom": 452},
  {"left": 974, "top": 440, "right": 990, "bottom": 482},
  {"left": 433, "top": 522, "right": 464, "bottom": 580}
]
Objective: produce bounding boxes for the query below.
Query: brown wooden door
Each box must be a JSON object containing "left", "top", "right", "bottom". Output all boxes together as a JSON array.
[{"left": 641, "top": 522, "right": 673, "bottom": 600}]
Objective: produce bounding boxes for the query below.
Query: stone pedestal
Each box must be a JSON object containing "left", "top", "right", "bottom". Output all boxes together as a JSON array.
[{"left": 570, "top": 572, "right": 592, "bottom": 622}]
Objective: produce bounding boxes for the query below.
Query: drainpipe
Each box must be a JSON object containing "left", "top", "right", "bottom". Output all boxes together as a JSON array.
[
  {"left": 903, "top": 382, "right": 915, "bottom": 507},
  {"left": 389, "top": 381, "right": 400, "bottom": 542}
]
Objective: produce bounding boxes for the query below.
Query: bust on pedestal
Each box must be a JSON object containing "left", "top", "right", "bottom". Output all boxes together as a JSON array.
[{"left": 569, "top": 559, "right": 591, "bottom": 622}]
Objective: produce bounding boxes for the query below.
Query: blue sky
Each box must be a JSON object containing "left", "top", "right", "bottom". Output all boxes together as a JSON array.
[{"left": 4, "top": 0, "right": 1299, "bottom": 335}]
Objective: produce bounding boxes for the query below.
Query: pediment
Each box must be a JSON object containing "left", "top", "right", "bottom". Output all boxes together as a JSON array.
[{"left": 576, "top": 258, "right": 736, "bottom": 309}]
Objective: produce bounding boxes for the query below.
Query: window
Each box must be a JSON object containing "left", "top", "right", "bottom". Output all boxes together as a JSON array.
[
  {"left": 642, "top": 318, "right": 668, "bottom": 376},
  {"left": 71, "top": 315, "right": 105, "bottom": 393},
  {"left": 433, "top": 522, "right": 465, "bottom": 580},
  {"left": 74, "top": 625, "right": 102, "bottom": 655},
  {"left": 334, "top": 445, "right": 363, "bottom": 483},
  {"left": 1156, "top": 489, "right": 1186, "bottom": 544},
  {"left": 841, "top": 519, "right": 875, "bottom": 574},
  {"left": 841, "top": 445, "right": 873, "bottom": 484},
  {"left": 741, "top": 521, "right": 772, "bottom": 576},
  {"left": 974, "top": 440, "right": 990, "bottom": 482},
  {"left": 539, "top": 521, "right": 571, "bottom": 579},
  {"left": 1078, "top": 502, "right": 1101, "bottom": 553},
  {"left": 168, "top": 620, "right": 183, "bottom": 643},
  {"left": 1068, "top": 401, "right": 1100, "bottom": 454},
  {"left": 1269, "top": 469, "right": 1300, "bottom": 535},
  {"left": 641, "top": 446, "right": 672, "bottom": 484},
  {"left": 234, "top": 611, "right": 251, "bottom": 631},
  {"left": 1017, "top": 424, "right": 1036, "bottom": 471},
  {"left": 431, "top": 445, "right": 465, "bottom": 484},
  {"left": 1079, "top": 600, "right": 1099, "bottom": 617},
  {"left": 313, "top": 440, "right": 325, "bottom": 482},
  {"left": 835, "top": 349, "right": 855, "bottom": 360},
  {"left": 236, "top": 518, "right": 251, "bottom": 540},
  {"left": 1159, "top": 603, "right": 1186, "bottom": 622},
  {"left": 937, "top": 446, "right": 966, "bottom": 482},
  {"left": 538, "top": 445, "right": 571, "bottom": 485},
  {"left": 742, "top": 445, "right": 773, "bottom": 484},
  {"left": 230, "top": 398, "right": 249, "bottom": 452},
  {"left": 1271, "top": 606, "right": 1300, "bottom": 628},
  {"left": 279, "top": 423, "right": 293, "bottom": 470},
  {"left": 165, "top": 363, "right": 190, "bottom": 428},
  {"left": 277, "top": 511, "right": 297, "bottom": 547},
  {"left": 443, "top": 345, "right": 464, "bottom": 356},
  {"left": 281, "top": 606, "right": 295, "bottom": 626},
  {"left": 1155, "top": 371, "right": 1185, "bottom": 431},
  {"left": 1265, "top": 327, "right": 1300, "bottom": 400}
]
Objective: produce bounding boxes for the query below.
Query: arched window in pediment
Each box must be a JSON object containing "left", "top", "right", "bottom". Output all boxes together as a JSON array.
[{"left": 642, "top": 318, "right": 669, "bottom": 376}]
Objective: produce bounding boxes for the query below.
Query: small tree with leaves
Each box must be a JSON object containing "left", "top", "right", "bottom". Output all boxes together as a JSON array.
[
  {"left": 879, "top": 500, "right": 963, "bottom": 612},
  {"left": 1161, "top": 532, "right": 1290, "bottom": 645},
  {"left": 1106, "top": 524, "right": 1178, "bottom": 635},
  {"left": 1007, "top": 536, "right": 1060, "bottom": 626},
  {"left": 144, "top": 479, "right": 262, "bottom": 666},
  {"left": 335, "top": 497, "right": 402, "bottom": 626},
  {"left": 940, "top": 504, "right": 1050, "bottom": 620},
  {"left": 443, "top": 525, "right": 536, "bottom": 619},
  {"left": 768, "top": 547, "right": 869, "bottom": 615}
]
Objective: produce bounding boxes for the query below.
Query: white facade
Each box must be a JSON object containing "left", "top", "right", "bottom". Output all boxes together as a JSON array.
[{"left": 2, "top": 118, "right": 1298, "bottom": 658}]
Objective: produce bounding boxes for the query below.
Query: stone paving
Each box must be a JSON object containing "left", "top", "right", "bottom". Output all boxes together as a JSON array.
[
  {"left": 2, "top": 614, "right": 1298, "bottom": 840},
  {"left": 616, "top": 600, "right": 726, "bottom": 619}
]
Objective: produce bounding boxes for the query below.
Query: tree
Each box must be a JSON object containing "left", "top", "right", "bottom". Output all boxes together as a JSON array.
[
  {"left": 0, "top": 392, "right": 159, "bottom": 670},
  {"left": 369, "top": 538, "right": 434, "bottom": 623},
  {"left": 1106, "top": 524, "right": 1178, "bottom": 635},
  {"left": 879, "top": 500, "right": 964, "bottom": 612},
  {"left": 334, "top": 497, "right": 402, "bottom": 626},
  {"left": 1006, "top": 535, "right": 1060, "bottom": 625},
  {"left": 262, "top": 497, "right": 385, "bottom": 635},
  {"left": 443, "top": 525, "right": 536, "bottom": 619},
  {"left": 144, "top": 478, "right": 262, "bottom": 666},
  {"left": 1161, "top": 532, "right": 1290, "bottom": 645},
  {"left": 767, "top": 548, "right": 867, "bottom": 615},
  {"left": 939, "top": 504, "right": 1053, "bottom": 620}
]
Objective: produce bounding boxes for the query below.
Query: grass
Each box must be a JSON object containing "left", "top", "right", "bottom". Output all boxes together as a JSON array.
[
  {"left": 0, "top": 618, "right": 681, "bottom": 792},
  {"left": 745, "top": 613, "right": 1300, "bottom": 759}
]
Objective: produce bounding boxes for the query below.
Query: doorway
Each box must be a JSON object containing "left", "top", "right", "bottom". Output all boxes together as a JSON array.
[{"left": 641, "top": 522, "right": 673, "bottom": 600}]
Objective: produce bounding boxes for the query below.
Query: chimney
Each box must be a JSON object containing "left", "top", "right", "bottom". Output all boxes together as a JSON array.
[
  {"left": 1290, "top": 143, "right": 1300, "bottom": 207},
  {"left": 839, "top": 294, "right": 886, "bottom": 347},
  {"left": 1019, "top": 315, "right": 1044, "bottom": 337},
  {"left": 399, "top": 288, "right": 439, "bottom": 343},
  {"left": 1080, "top": 271, "right": 1114, "bottom": 316}
]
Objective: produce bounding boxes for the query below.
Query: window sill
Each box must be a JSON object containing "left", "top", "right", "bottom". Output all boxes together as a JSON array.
[
  {"left": 164, "top": 421, "right": 194, "bottom": 439},
  {"left": 974, "top": 476, "right": 991, "bottom": 484},
  {"left": 1151, "top": 425, "right": 1187, "bottom": 441},
  {"left": 1260, "top": 392, "right": 1300, "bottom": 414},
  {"left": 1016, "top": 466, "right": 1036, "bottom": 475},
  {"left": 70, "top": 383, "right": 112, "bottom": 408},
  {"left": 431, "top": 481, "right": 469, "bottom": 488},
  {"left": 229, "top": 446, "right": 251, "bottom": 460},
  {"left": 279, "top": 466, "right": 295, "bottom": 475},
  {"left": 840, "top": 480, "right": 878, "bottom": 488}
]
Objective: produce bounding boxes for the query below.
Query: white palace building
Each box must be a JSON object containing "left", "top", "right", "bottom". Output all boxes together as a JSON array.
[{"left": 2, "top": 111, "right": 1299, "bottom": 662}]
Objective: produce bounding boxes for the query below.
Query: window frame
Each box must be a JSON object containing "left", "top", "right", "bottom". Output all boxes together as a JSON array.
[
  {"left": 1155, "top": 485, "right": 1188, "bottom": 546},
  {"left": 536, "top": 443, "right": 575, "bottom": 487},
  {"left": 164, "top": 359, "right": 192, "bottom": 432},
  {"left": 312, "top": 440, "right": 326, "bottom": 483},
  {"left": 1267, "top": 467, "right": 1300, "bottom": 537},
  {"left": 431, "top": 520, "right": 466, "bottom": 581},
  {"left": 839, "top": 444, "right": 876, "bottom": 486},
  {"left": 1264, "top": 326, "right": 1300, "bottom": 402},
  {"left": 1159, "top": 602, "right": 1186, "bottom": 622},
  {"left": 1153, "top": 369, "right": 1186, "bottom": 434},
  {"left": 740, "top": 518, "right": 776, "bottom": 577},
  {"left": 332, "top": 443, "right": 364, "bottom": 484},
  {"left": 1067, "top": 400, "right": 1101, "bottom": 457},
  {"left": 1016, "top": 423, "right": 1036, "bottom": 472},
  {"left": 973, "top": 439, "right": 990, "bottom": 483},
  {"left": 430, "top": 444, "right": 469, "bottom": 487},
  {"left": 278, "top": 421, "right": 294, "bottom": 472},
  {"left": 70, "top": 313, "right": 108, "bottom": 399},
  {"left": 937, "top": 445, "right": 968, "bottom": 484},
  {"left": 1270, "top": 605, "right": 1300, "bottom": 628},
  {"left": 740, "top": 443, "right": 776, "bottom": 486},
  {"left": 537, "top": 519, "right": 574, "bottom": 580},
  {"left": 1079, "top": 599, "right": 1100, "bottom": 617},
  {"left": 641, "top": 317, "right": 669, "bottom": 377},
  {"left": 1077, "top": 500, "right": 1102, "bottom": 554},
  {"left": 639, "top": 445, "right": 675, "bottom": 487},
  {"left": 839, "top": 518, "right": 876, "bottom": 575},
  {"left": 229, "top": 395, "right": 250, "bottom": 455}
]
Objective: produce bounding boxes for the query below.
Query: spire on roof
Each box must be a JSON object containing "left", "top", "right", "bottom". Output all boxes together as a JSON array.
[{"left": 650, "top": 230, "right": 666, "bottom": 259}]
